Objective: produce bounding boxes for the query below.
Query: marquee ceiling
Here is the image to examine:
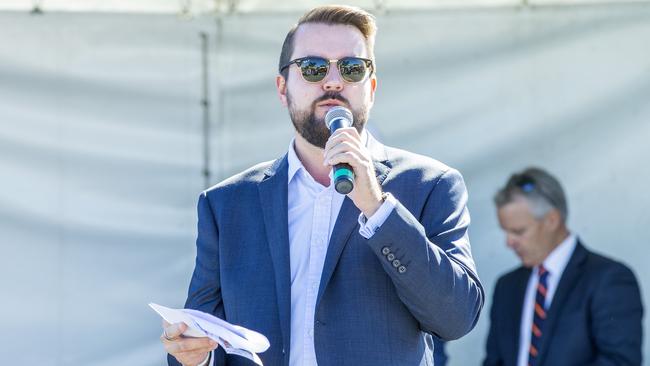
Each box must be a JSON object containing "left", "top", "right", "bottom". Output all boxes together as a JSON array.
[{"left": 1, "top": 0, "right": 644, "bottom": 14}]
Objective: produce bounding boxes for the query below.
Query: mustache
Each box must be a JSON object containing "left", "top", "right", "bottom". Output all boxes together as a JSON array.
[{"left": 312, "top": 92, "right": 350, "bottom": 108}]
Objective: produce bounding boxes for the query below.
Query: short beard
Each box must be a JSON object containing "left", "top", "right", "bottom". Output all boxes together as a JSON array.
[{"left": 287, "top": 91, "right": 368, "bottom": 149}]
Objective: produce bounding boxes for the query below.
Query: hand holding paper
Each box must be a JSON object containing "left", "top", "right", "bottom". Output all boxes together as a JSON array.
[
  {"left": 161, "top": 321, "right": 217, "bottom": 366},
  {"left": 151, "top": 303, "right": 270, "bottom": 366}
]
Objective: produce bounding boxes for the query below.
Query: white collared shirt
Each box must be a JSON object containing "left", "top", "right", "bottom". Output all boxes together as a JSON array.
[
  {"left": 286, "top": 140, "right": 344, "bottom": 366},
  {"left": 287, "top": 133, "right": 395, "bottom": 366},
  {"left": 516, "top": 234, "right": 578, "bottom": 366}
]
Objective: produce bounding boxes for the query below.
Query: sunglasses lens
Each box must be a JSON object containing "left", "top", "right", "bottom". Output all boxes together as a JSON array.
[
  {"left": 299, "top": 57, "right": 329, "bottom": 82},
  {"left": 339, "top": 58, "right": 369, "bottom": 82},
  {"left": 515, "top": 176, "right": 536, "bottom": 193}
]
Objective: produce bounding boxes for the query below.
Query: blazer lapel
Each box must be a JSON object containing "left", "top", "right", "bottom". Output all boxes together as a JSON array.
[
  {"left": 536, "top": 241, "right": 587, "bottom": 366},
  {"left": 508, "top": 268, "right": 532, "bottom": 366},
  {"left": 316, "top": 134, "right": 391, "bottom": 307},
  {"left": 258, "top": 155, "right": 291, "bottom": 359}
]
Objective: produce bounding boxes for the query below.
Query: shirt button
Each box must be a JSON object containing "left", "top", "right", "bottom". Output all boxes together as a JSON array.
[
  {"left": 307, "top": 329, "right": 313, "bottom": 337},
  {"left": 387, "top": 253, "right": 395, "bottom": 261},
  {"left": 392, "top": 259, "right": 401, "bottom": 268},
  {"left": 381, "top": 247, "right": 390, "bottom": 255},
  {"left": 398, "top": 265, "right": 407, "bottom": 274}
]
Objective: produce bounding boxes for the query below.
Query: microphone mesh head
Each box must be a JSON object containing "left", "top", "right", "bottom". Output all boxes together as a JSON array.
[{"left": 325, "top": 106, "right": 353, "bottom": 129}]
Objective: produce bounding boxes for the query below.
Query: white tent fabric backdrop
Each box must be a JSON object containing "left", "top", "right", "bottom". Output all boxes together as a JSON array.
[
  {"left": 1, "top": 3, "right": 649, "bottom": 365},
  {"left": 3, "top": 0, "right": 648, "bottom": 13}
]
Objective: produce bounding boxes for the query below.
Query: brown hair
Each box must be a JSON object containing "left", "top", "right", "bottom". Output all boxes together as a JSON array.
[{"left": 278, "top": 5, "right": 377, "bottom": 79}]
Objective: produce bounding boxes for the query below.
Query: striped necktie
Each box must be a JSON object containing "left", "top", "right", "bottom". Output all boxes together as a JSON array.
[{"left": 529, "top": 265, "right": 549, "bottom": 366}]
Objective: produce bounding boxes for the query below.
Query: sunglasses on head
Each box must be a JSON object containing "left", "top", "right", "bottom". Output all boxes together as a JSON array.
[
  {"left": 512, "top": 174, "right": 558, "bottom": 208},
  {"left": 280, "top": 56, "right": 374, "bottom": 83}
]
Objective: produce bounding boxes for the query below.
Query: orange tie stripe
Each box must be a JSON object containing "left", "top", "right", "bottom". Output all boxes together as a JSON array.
[{"left": 529, "top": 265, "right": 549, "bottom": 366}]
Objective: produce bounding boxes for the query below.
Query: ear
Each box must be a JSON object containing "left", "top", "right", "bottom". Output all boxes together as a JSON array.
[
  {"left": 365, "top": 74, "right": 377, "bottom": 110},
  {"left": 369, "top": 75, "right": 377, "bottom": 103},
  {"left": 276, "top": 75, "right": 288, "bottom": 107},
  {"left": 543, "top": 209, "right": 562, "bottom": 231}
]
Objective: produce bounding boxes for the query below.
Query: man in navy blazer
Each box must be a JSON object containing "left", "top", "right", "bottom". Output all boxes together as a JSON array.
[
  {"left": 483, "top": 168, "right": 643, "bottom": 366},
  {"left": 161, "top": 5, "right": 484, "bottom": 366}
]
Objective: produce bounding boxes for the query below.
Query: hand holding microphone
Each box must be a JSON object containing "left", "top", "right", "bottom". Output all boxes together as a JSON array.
[
  {"left": 323, "top": 106, "right": 384, "bottom": 217},
  {"left": 325, "top": 106, "right": 356, "bottom": 194}
]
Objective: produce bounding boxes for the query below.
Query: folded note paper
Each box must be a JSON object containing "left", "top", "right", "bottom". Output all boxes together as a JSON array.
[{"left": 150, "top": 303, "right": 270, "bottom": 365}]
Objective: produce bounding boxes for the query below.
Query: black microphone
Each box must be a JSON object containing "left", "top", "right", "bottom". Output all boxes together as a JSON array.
[{"left": 325, "top": 106, "right": 355, "bottom": 194}]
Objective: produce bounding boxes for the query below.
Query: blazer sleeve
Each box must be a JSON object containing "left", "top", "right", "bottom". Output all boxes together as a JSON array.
[
  {"left": 587, "top": 262, "right": 643, "bottom": 366},
  {"left": 482, "top": 277, "right": 505, "bottom": 366},
  {"left": 365, "top": 168, "right": 484, "bottom": 340},
  {"left": 168, "top": 192, "right": 227, "bottom": 366}
]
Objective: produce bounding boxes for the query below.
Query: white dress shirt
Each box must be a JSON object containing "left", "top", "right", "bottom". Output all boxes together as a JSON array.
[
  {"left": 516, "top": 234, "right": 577, "bottom": 366},
  {"left": 286, "top": 141, "right": 344, "bottom": 366},
  {"left": 286, "top": 134, "right": 395, "bottom": 366}
]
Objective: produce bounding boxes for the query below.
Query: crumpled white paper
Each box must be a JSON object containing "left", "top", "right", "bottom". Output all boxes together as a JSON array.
[{"left": 150, "top": 303, "right": 270, "bottom": 365}]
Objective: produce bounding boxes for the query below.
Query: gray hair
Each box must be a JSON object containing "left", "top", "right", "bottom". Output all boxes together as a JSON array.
[{"left": 494, "top": 167, "right": 568, "bottom": 222}]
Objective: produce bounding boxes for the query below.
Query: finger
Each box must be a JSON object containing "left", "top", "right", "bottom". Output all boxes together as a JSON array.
[
  {"left": 166, "top": 337, "right": 217, "bottom": 354},
  {"left": 333, "top": 127, "right": 360, "bottom": 140},
  {"left": 327, "top": 128, "right": 360, "bottom": 146},
  {"left": 163, "top": 322, "right": 187, "bottom": 339},
  {"left": 324, "top": 135, "right": 363, "bottom": 163},
  {"left": 175, "top": 340, "right": 219, "bottom": 355},
  {"left": 174, "top": 342, "right": 218, "bottom": 357},
  {"left": 173, "top": 349, "right": 216, "bottom": 366},
  {"left": 327, "top": 151, "right": 365, "bottom": 169},
  {"left": 324, "top": 129, "right": 360, "bottom": 152},
  {"left": 324, "top": 141, "right": 364, "bottom": 166}
]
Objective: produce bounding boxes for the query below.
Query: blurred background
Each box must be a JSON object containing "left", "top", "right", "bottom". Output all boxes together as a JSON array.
[{"left": 1, "top": 0, "right": 649, "bottom": 365}]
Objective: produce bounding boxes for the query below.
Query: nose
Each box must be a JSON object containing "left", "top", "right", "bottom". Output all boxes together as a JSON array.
[{"left": 322, "top": 62, "right": 344, "bottom": 92}]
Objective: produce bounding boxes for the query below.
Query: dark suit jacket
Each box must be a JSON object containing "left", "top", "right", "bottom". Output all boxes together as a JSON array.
[
  {"left": 483, "top": 241, "right": 643, "bottom": 366},
  {"left": 169, "top": 134, "right": 484, "bottom": 366}
]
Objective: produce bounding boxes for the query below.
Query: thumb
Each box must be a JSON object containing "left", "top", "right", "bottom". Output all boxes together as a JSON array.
[{"left": 164, "top": 322, "right": 187, "bottom": 339}]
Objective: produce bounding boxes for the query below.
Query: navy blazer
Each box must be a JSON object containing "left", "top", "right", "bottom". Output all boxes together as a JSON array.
[
  {"left": 169, "top": 135, "right": 484, "bottom": 366},
  {"left": 483, "top": 241, "right": 643, "bottom": 366}
]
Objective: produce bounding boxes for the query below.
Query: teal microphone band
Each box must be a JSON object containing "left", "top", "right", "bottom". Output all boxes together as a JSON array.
[{"left": 334, "top": 165, "right": 354, "bottom": 194}]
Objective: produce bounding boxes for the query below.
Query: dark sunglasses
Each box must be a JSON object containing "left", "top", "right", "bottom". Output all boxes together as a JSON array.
[
  {"left": 280, "top": 56, "right": 374, "bottom": 83},
  {"left": 512, "top": 174, "right": 558, "bottom": 208}
]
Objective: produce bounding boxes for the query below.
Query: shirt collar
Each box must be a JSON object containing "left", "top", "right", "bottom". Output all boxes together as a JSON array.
[
  {"left": 287, "top": 138, "right": 302, "bottom": 184},
  {"left": 538, "top": 233, "right": 577, "bottom": 277}
]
